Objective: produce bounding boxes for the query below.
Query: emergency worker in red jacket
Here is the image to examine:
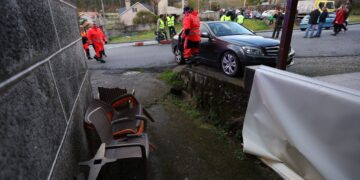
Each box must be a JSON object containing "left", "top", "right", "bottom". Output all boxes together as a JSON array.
[
  {"left": 87, "top": 23, "right": 106, "bottom": 63},
  {"left": 182, "top": 7, "right": 201, "bottom": 64},
  {"left": 332, "top": 5, "right": 346, "bottom": 36},
  {"left": 80, "top": 26, "right": 92, "bottom": 60}
]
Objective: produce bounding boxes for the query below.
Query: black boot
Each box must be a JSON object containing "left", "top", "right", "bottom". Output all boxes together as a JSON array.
[
  {"left": 185, "top": 58, "right": 192, "bottom": 68},
  {"left": 86, "top": 49, "right": 92, "bottom": 60},
  {"left": 189, "top": 56, "right": 200, "bottom": 66},
  {"left": 94, "top": 56, "right": 100, "bottom": 61},
  {"left": 94, "top": 56, "right": 105, "bottom": 63}
]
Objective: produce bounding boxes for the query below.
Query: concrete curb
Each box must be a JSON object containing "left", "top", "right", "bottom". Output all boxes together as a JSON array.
[{"left": 255, "top": 27, "right": 300, "bottom": 33}]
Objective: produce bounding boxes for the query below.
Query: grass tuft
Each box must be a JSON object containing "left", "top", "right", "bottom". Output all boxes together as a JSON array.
[{"left": 159, "top": 70, "right": 184, "bottom": 89}]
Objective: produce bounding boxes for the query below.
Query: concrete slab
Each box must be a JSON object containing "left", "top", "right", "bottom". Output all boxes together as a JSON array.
[{"left": 315, "top": 72, "right": 360, "bottom": 92}]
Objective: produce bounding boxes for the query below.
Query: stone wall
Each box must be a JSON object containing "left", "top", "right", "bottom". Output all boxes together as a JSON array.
[
  {"left": 178, "top": 67, "right": 250, "bottom": 134},
  {"left": 0, "top": 0, "right": 92, "bottom": 179}
]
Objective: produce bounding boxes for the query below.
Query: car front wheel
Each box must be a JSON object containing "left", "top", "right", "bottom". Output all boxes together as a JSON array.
[
  {"left": 221, "top": 52, "right": 242, "bottom": 77},
  {"left": 174, "top": 46, "right": 184, "bottom": 65}
]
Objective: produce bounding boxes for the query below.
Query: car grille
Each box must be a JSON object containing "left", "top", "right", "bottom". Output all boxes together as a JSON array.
[
  {"left": 264, "top": 46, "right": 279, "bottom": 57},
  {"left": 264, "top": 46, "right": 292, "bottom": 57}
]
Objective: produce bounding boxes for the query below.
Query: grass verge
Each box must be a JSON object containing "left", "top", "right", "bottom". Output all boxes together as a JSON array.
[
  {"left": 109, "top": 31, "right": 155, "bottom": 43},
  {"left": 243, "top": 19, "right": 271, "bottom": 31},
  {"left": 349, "top": 15, "right": 360, "bottom": 23},
  {"left": 159, "top": 70, "right": 184, "bottom": 89},
  {"left": 109, "top": 24, "right": 182, "bottom": 43}
]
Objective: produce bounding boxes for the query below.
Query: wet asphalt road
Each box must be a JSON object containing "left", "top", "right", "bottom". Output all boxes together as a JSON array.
[
  {"left": 86, "top": 24, "right": 360, "bottom": 72},
  {"left": 256, "top": 24, "right": 360, "bottom": 57}
]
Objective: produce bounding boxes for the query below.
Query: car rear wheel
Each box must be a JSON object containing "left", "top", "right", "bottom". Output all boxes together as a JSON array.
[
  {"left": 174, "top": 46, "right": 184, "bottom": 65},
  {"left": 300, "top": 28, "right": 306, "bottom": 31},
  {"left": 221, "top": 52, "right": 242, "bottom": 77}
]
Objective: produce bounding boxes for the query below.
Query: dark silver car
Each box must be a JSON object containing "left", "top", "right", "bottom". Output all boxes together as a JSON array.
[{"left": 172, "top": 21, "right": 295, "bottom": 76}]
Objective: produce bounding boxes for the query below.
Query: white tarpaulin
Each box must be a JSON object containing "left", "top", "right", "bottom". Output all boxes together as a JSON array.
[{"left": 242, "top": 66, "right": 360, "bottom": 180}]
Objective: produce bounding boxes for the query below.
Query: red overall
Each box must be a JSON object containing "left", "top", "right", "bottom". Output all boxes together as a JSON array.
[
  {"left": 87, "top": 27, "right": 105, "bottom": 59},
  {"left": 81, "top": 31, "right": 89, "bottom": 51},
  {"left": 182, "top": 11, "right": 201, "bottom": 59}
]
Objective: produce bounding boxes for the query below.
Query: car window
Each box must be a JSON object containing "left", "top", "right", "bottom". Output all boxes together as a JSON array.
[
  {"left": 208, "top": 22, "right": 253, "bottom": 37},
  {"left": 200, "top": 24, "right": 209, "bottom": 34}
]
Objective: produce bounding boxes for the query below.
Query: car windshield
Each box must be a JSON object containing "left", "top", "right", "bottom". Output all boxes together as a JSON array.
[{"left": 208, "top": 22, "right": 254, "bottom": 37}]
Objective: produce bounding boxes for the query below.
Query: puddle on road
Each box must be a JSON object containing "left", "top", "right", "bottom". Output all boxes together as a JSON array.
[
  {"left": 146, "top": 102, "right": 280, "bottom": 180},
  {"left": 123, "top": 71, "right": 142, "bottom": 76}
]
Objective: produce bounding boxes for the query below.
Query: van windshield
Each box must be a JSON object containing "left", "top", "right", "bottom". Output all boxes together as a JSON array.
[{"left": 326, "top": 2, "right": 334, "bottom": 9}]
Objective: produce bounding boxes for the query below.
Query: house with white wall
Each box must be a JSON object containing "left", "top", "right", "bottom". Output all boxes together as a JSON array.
[
  {"left": 118, "top": 0, "right": 154, "bottom": 26},
  {"left": 158, "top": 0, "right": 183, "bottom": 15}
]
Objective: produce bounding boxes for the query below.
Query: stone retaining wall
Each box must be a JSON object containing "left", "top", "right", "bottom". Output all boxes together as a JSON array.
[
  {"left": 178, "top": 67, "right": 250, "bottom": 134},
  {"left": 0, "top": 1, "right": 92, "bottom": 179}
]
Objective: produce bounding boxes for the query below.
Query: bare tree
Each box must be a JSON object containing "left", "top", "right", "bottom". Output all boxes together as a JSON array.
[{"left": 150, "top": 0, "right": 161, "bottom": 15}]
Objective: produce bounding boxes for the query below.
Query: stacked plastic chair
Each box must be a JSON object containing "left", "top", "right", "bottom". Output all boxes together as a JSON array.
[{"left": 80, "top": 87, "right": 154, "bottom": 180}]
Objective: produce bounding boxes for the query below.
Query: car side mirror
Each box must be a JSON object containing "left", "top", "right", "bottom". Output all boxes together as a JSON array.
[{"left": 201, "top": 32, "right": 210, "bottom": 38}]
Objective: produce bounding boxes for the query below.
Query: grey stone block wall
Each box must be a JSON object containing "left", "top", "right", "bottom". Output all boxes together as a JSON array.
[{"left": 0, "top": 0, "right": 92, "bottom": 179}]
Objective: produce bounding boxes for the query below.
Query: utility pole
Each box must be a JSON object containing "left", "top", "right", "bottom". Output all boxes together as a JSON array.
[
  {"left": 100, "top": 0, "right": 105, "bottom": 14},
  {"left": 182, "top": 0, "right": 184, "bottom": 9},
  {"left": 277, "top": 0, "right": 299, "bottom": 70},
  {"left": 198, "top": 0, "right": 200, "bottom": 12},
  {"left": 100, "top": 0, "right": 105, "bottom": 26}
]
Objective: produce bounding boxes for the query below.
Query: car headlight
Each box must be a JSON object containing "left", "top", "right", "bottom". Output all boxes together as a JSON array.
[{"left": 242, "top": 46, "right": 264, "bottom": 56}]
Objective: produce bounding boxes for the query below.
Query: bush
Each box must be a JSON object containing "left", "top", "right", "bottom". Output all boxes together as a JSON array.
[
  {"left": 210, "top": 1, "right": 221, "bottom": 11},
  {"left": 133, "top": 10, "right": 158, "bottom": 25}
]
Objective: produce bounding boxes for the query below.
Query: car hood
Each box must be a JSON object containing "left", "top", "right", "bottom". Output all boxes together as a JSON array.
[{"left": 218, "top": 35, "right": 279, "bottom": 47}]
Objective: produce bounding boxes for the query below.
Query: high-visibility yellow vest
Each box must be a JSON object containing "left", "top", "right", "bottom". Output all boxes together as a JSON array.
[
  {"left": 221, "top": 15, "right": 232, "bottom": 21},
  {"left": 237, "top": 15, "right": 244, "bottom": 24},
  {"left": 167, "top": 16, "right": 175, "bottom": 27},
  {"left": 159, "top": 19, "right": 165, "bottom": 29}
]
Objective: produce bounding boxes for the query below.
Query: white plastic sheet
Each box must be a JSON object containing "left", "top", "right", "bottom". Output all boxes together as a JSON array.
[{"left": 243, "top": 66, "right": 360, "bottom": 180}]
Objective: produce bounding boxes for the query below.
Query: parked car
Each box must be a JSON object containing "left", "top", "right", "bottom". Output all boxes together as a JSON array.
[
  {"left": 299, "top": 13, "right": 348, "bottom": 31},
  {"left": 251, "top": 11, "right": 263, "bottom": 19},
  {"left": 261, "top": 10, "right": 277, "bottom": 19},
  {"left": 171, "top": 21, "right": 295, "bottom": 77}
]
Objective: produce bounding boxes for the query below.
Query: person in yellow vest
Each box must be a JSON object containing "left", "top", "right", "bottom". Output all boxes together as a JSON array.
[
  {"left": 220, "top": 11, "right": 233, "bottom": 21},
  {"left": 157, "top": 14, "right": 168, "bottom": 42},
  {"left": 167, "top": 14, "right": 176, "bottom": 38},
  {"left": 236, "top": 12, "right": 245, "bottom": 25}
]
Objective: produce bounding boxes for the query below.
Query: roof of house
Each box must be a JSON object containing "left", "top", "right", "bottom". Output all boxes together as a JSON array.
[
  {"left": 118, "top": 7, "right": 127, "bottom": 15},
  {"left": 118, "top": 2, "right": 154, "bottom": 16}
]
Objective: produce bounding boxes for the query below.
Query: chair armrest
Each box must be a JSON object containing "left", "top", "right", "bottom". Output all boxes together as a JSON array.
[
  {"left": 111, "top": 117, "right": 130, "bottom": 125},
  {"left": 143, "top": 108, "right": 155, "bottom": 122}
]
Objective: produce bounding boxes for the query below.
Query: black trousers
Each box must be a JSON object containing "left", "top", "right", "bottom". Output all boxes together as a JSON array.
[
  {"left": 272, "top": 26, "right": 281, "bottom": 38},
  {"left": 333, "top": 24, "right": 341, "bottom": 34},
  {"left": 158, "top": 29, "right": 168, "bottom": 42},
  {"left": 168, "top": 26, "right": 176, "bottom": 37}
]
